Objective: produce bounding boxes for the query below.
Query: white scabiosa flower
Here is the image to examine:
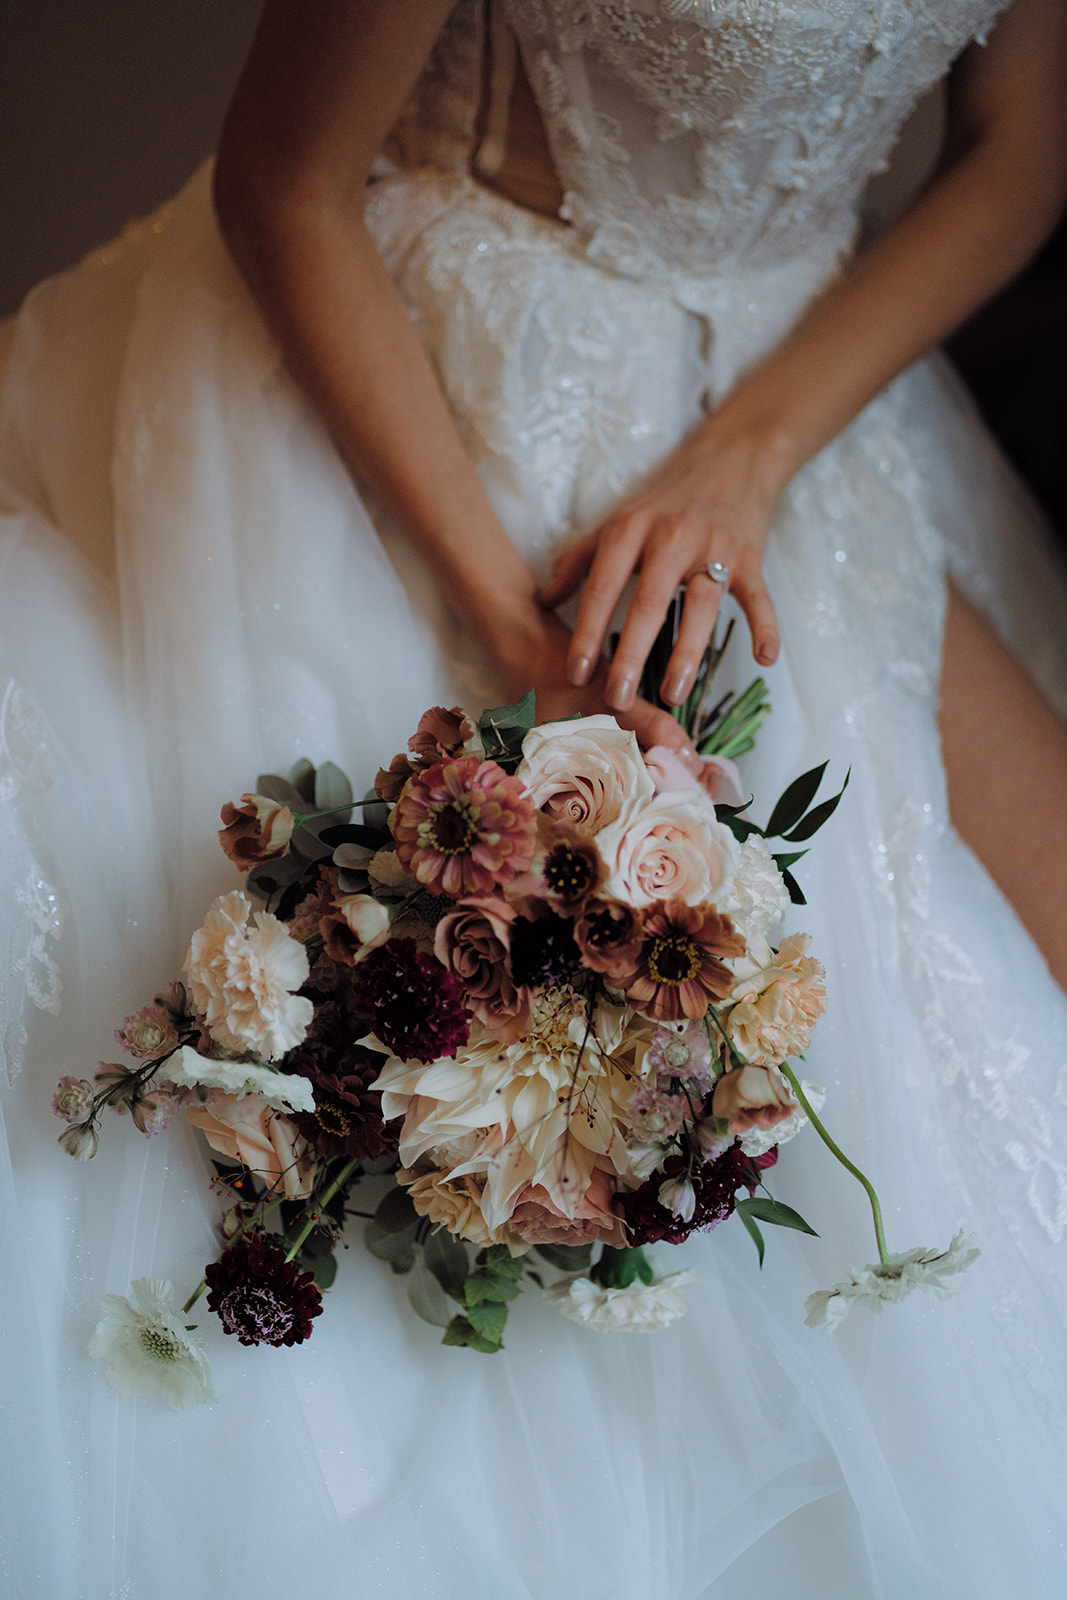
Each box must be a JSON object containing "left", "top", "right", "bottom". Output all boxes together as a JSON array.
[
  {"left": 805, "top": 1230, "right": 980, "bottom": 1330},
  {"left": 545, "top": 1270, "right": 697, "bottom": 1333},
  {"left": 89, "top": 1278, "right": 218, "bottom": 1409},
  {"left": 168, "top": 1044, "right": 316, "bottom": 1114}
]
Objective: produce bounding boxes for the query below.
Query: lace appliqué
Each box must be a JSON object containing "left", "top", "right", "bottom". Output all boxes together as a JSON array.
[{"left": 0, "top": 680, "right": 63, "bottom": 1084}]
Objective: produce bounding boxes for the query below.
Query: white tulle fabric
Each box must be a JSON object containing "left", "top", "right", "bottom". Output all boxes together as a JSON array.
[{"left": 3, "top": 2, "right": 1067, "bottom": 1597}]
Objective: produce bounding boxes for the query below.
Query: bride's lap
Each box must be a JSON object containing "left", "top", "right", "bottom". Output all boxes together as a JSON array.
[{"left": 940, "top": 579, "right": 1067, "bottom": 989}]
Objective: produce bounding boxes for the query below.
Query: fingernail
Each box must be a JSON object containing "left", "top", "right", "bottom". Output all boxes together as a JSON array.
[
  {"left": 569, "top": 655, "right": 593, "bottom": 687},
  {"left": 608, "top": 674, "right": 635, "bottom": 710},
  {"left": 663, "top": 675, "right": 686, "bottom": 704},
  {"left": 757, "top": 643, "right": 778, "bottom": 666}
]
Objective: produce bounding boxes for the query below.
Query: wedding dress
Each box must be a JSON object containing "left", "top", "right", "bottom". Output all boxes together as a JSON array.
[{"left": 3, "top": 3, "right": 1067, "bottom": 1597}]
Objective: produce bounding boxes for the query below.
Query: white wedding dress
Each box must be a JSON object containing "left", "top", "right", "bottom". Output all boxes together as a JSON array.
[{"left": 3, "top": 3, "right": 1067, "bottom": 1597}]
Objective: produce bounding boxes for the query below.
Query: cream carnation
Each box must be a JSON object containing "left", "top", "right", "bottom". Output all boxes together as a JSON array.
[
  {"left": 184, "top": 890, "right": 313, "bottom": 1061},
  {"left": 516, "top": 715, "right": 653, "bottom": 830},
  {"left": 721, "top": 836, "right": 792, "bottom": 942},
  {"left": 596, "top": 792, "right": 738, "bottom": 910},
  {"left": 724, "top": 933, "right": 827, "bottom": 1066}
]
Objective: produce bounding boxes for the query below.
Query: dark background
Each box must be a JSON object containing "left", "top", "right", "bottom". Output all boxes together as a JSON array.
[{"left": 2, "top": 0, "right": 1063, "bottom": 539}]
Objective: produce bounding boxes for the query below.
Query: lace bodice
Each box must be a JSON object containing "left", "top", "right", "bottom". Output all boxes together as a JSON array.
[{"left": 390, "top": 0, "right": 1011, "bottom": 283}]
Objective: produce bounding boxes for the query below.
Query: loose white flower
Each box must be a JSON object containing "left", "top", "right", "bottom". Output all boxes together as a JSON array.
[
  {"left": 657, "top": 1174, "right": 697, "bottom": 1222},
  {"left": 88, "top": 1278, "right": 218, "bottom": 1409},
  {"left": 168, "top": 1045, "right": 316, "bottom": 1114},
  {"left": 184, "top": 890, "right": 313, "bottom": 1061},
  {"left": 739, "top": 1077, "right": 825, "bottom": 1159},
  {"left": 545, "top": 1270, "right": 697, "bottom": 1332},
  {"left": 805, "top": 1230, "right": 980, "bottom": 1331},
  {"left": 58, "top": 1120, "right": 99, "bottom": 1161},
  {"left": 721, "top": 836, "right": 791, "bottom": 942}
]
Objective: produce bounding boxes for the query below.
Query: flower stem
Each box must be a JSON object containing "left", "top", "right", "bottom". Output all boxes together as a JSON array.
[
  {"left": 181, "top": 1279, "right": 206, "bottom": 1316},
  {"left": 777, "top": 1062, "right": 889, "bottom": 1266},
  {"left": 283, "top": 1157, "right": 361, "bottom": 1264}
]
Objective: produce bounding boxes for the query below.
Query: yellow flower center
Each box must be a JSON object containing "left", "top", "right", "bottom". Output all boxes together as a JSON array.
[
  {"left": 646, "top": 932, "right": 700, "bottom": 987},
  {"left": 316, "top": 1099, "right": 354, "bottom": 1138},
  {"left": 138, "top": 1322, "right": 184, "bottom": 1363},
  {"left": 422, "top": 797, "right": 479, "bottom": 856},
  {"left": 545, "top": 844, "right": 593, "bottom": 898}
]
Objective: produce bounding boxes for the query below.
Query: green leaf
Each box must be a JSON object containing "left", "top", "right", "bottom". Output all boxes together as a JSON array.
[
  {"left": 782, "top": 768, "right": 851, "bottom": 843},
  {"left": 764, "top": 762, "right": 828, "bottom": 839},
  {"left": 781, "top": 868, "right": 806, "bottom": 906},
  {"left": 738, "top": 1196, "right": 819, "bottom": 1237},
  {"left": 532, "top": 1242, "right": 594, "bottom": 1273},
  {"left": 408, "top": 1257, "right": 454, "bottom": 1328},
  {"left": 478, "top": 1244, "right": 524, "bottom": 1279},
  {"left": 374, "top": 1184, "right": 420, "bottom": 1234},
  {"left": 717, "top": 812, "right": 764, "bottom": 844},
  {"left": 442, "top": 1314, "right": 504, "bottom": 1354},
  {"left": 364, "top": 1216, "right": 417, "bottom": 1270},
  {"left": 590, "top": 1246, "right": 653, "bottom": 1290},
  {"left": 256, "top": 773, "right": 309, "bottom": 808},
  {"left": 299, "top": 1248, "right": 338, "bottom": 1291},
  {"left": 423, "top": 1228, "right": 471, "bottom": 1300},
  {"left": 465, "top": 1298, "right": 509, "bottom": 1342},
  {"left": 287, "top": 759, "right": 317, "bottom": 804},
  {"left": 735, "top": 1204, "right": 766, "bottom": 1267},
  {"left": 478, "top": 691, "right": 536, "bottom": 771},
  {"left": 463, "top": 1270, "right": 523, "bottom": 1305},
  {"left": 314, "top": 760, "right": 354, "bottom": 815},
  {"left": 771, "top": 849, "right": 809, "bottom": 872}
]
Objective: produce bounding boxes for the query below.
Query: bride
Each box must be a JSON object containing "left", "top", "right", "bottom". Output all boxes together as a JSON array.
[{"left": 2, "top": 2, "right": 1067, "bottom": 1596}]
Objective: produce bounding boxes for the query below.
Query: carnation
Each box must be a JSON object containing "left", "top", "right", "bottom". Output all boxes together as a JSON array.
[
  {"left": 184, "top": 891, "right": 313, "bottom": 1061},
  {"left": 545, "top": 1270, "right": 697, "bottom": 1332},
  {"left": 88, "top": 1278, "right": 217, "bottom": 1408},
  {"left": 720, "top": 836, "right": 792, "bottom": 942},
  {"left": 205, "top": 1233, "right": 323, "bottom": 1347},
  {"left": 724, "top": 933, "right": 826, "bottom": 1066}
]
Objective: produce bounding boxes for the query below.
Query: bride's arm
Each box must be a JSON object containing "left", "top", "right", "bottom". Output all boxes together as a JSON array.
[
  {"left": 542, "top": 0, "right": 1067, "bottom": 711},
  {"left": 212, "top": 0, "right": 686, "bottom": 747}
]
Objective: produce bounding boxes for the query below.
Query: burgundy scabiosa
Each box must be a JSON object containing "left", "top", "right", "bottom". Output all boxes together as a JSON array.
[
  {"left": 349, "top": 937, "right": 469, "bottom": 1063},
  {"left": 626, "top": 900, "right": 744, "bottom": 1021},
  {"left": 616, "top": 1143, "right": 764, "bottom": 1245},
  {"left": 508, "top": 912, "right": 580, "bottom": 990},
  {"left": 205, "top": 1233, "right": 322, "bottom": 1347},
  {"left": 391, "top": 757, "right": 536, "bottom": 898}
]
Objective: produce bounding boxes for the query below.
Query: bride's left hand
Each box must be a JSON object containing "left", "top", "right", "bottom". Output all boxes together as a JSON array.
[{"left": 537, "top": 414, "right": 791, "bottom": 711}]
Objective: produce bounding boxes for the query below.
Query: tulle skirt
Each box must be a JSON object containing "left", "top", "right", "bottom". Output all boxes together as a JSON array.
[{"left": 2, "top": 163, "right": 1067, "bottom": 1600}]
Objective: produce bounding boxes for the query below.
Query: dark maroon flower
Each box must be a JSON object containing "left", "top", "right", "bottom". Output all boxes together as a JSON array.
[
  {"left": 292, "top": 1058, "right": 397, "bottom": 1161},
  {"left": 349, "top": 937, "right": 469, "bottom": 1062},
  {"left": 615, "top": 1142, "right": 762, "bottom": 1245},
  {"left": 509, "top": 912, "right": 580, "bottom": 990},
  {"left": 205, "top": 1233, "right": 322, "bottom": 1347}
]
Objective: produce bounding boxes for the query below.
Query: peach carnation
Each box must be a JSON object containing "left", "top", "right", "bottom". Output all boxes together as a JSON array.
[
  {"left": 184, "top": 891, "right": 313, "bottom": 1061},
  {"left": 724, "top": 933, "right": 827, "bottom": 1066}
]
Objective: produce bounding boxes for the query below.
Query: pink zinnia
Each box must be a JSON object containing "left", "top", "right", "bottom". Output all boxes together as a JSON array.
[{"left": 392, "top": 757, "right": 536, "bottom": 899}]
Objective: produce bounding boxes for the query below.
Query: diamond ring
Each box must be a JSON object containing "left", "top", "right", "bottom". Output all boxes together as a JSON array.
[{"left": 702, "top": 560, "right": 730, "bottom": 588}]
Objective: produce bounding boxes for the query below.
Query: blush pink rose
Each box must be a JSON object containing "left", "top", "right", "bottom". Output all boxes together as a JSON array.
[
  {"left": 509, "top": 1168, "right": 628, "bottom": 1249},
  {"left": 711, "top": 1064, "right": 795, "bottom": 1137},
  {"left": 185, "top": 1092, "right": 316, "bottom": 1200},
  {"left": 516, "top": 715, "right": 653, "bottom": 831},
  {"left": 596, "top": 793, "right": 739, "bottom": 909},
  {"left": 642, "top": 746, "right": 746, "bottom": 809}
]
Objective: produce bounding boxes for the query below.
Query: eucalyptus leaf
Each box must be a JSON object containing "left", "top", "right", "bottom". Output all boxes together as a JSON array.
[
  {"left": 256, "top": 773, "right": 309, "bottom": 808},
  {"left": 374, "top": 1184, "right": 420, "bottom": 1234},
  {"left": 360, "top": 788, "right": 389, "bottom": 832},
  {"left": 423, "top": 1227, "right": 471, "bottom": 1299},
  {"left": 764, "top": 762, "right": 828, "bottom": 839},
  {"left": 408, "top": 1257, "right": 454, "bottom": 1328},
  {"left": 300, "top": 1249, "right": 338, "bottom": 1291},
  {"left": 364, "top": 1216, "right": 417, "bottom": 1269},
  {"left": 287, "top": 759, "right": 317, "bottom": 803},
  {"left": 738, "top": 1196, "right": 819, "bottom": 1236},
  {"left": 314, "top": 760, "right": 354, "bottom": 815}
]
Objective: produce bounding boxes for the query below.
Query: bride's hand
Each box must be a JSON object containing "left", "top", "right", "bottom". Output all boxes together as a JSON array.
[
  {"left": 486, "top": 604, "right": 696, "bottom": 755},
  {"left": 537, "top": 414, "right": 792, "bottom": 712}
]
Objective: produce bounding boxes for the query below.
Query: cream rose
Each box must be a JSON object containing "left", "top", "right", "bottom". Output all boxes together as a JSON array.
[
  {"left": 516, "top": 715, "right": 653, "bottom": 831},
  {"left": 711, "top": 1063, "right": 795, "bottom": 1137},
  {"left": 596, "top": 792, "right": 738, "bottom": 909},
  {"left": 185, "top": 1092, "right": 316, "bottom": 1201},
  {"left": 724, "top": 933, "right": 827, "bottom": 1066},
  {"left": 184, "top": 890, "right": 313, "bottom": 1061}
]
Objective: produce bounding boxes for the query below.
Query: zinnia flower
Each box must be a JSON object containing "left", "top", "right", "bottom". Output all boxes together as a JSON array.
[
  {"left": 292, "top": 1058, "right": 398, "bottom": 1162},
  {"left": 626, "top": 901, "right": 745, "bottom": 1022},
  {"left": 572, "top": 898, "right": 643, "bottom": 981},
  {"left": 218, "top": 793, "right": 295, "bottom": 869},
  {"left": 184, "top": 890, "right": 313, "bottom": 1061},
  {"left": 545, "top": 1270, "right": 697, "bottom": 1332},
  {"left": 351, "top": 938, "right": 469, "bottom": 1063},
  {"left": 805, "top": 1231, "right": 980, "bottom": 1330},
  {"left": 391, "top": 757, "right": 536, "bottom": 898},
  {"left": 88, "top": 1278, "right": 217, "bottom": 1408},
  {"left": 204, "top": 1233, "right": 323, "bottom": 1347}
]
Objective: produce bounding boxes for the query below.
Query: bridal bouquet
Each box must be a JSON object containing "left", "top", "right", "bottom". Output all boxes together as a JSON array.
[{"left": 56, "top": 625, "right": 976, "bottom": 1406}]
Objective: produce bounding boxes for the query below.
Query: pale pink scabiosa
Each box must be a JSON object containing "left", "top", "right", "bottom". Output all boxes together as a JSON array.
[
  {"left": 628, "top": 1083, "right": 689, "bottom": 1141},
  {"left": 391, "top": 757, "right": 536, "bottom": 899},
  {"left": 626, "top": 901, "right": 745, "bottom": 1022},
  {"left": 218, "top": 793, "right": 295, "bottom": 870},
  {"left": 646, "top": 1019, "right": 714, "bottom": 1090},
  {"left": 184, "top": 890, "right": 313, "bottom": 1061},
  {"left": 114, "top": 1002, "right": 179, "bottom": 1060},
  {"left": 89, "top": 1278, "right": 217, "bottom": 1408},
  {"left": 52, "top": 1075, "right": 94, "bottom": 1121},
  {"left": 205, "top": 1233, "right": 323, "bottom": 1347}
]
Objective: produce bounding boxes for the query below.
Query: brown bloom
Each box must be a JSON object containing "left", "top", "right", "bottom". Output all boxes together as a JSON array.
[
  {"left": 711, "top": 1064, "right": 795, "bottom": 1137},
  {"left": 434, "top": 895, "right": 532, "bottom": 1043},
  {"left": 626, "top": 900, "right": 744, "bottom": 1022},
  {"left": 218, "top": 794, "right": 294, "bottom": 870},
  {"left": 572, "top": 898, "right": 643, "bottom": 982},
  {"left": 407, "top": 705, "right": 478, "bottom": 763}
]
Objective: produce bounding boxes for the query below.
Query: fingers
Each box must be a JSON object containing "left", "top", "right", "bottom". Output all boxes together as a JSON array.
[
  {"left": 620, "top": 695, "right": 694, "bottom": 756},
  {"left": 563, "top": 516, "right": 645, "bottom": 690},
  {"left": 603, "top": 519, "right": 703, "bottom": 710},
  {"left": 661, "top": 570, "right": 726, "bottom": 705},
  {"left": 536, "top": 533, "right": 597, "bottom": 608},
  {"left": 732, "top": 569, "right": 780, "bottom": 667}
]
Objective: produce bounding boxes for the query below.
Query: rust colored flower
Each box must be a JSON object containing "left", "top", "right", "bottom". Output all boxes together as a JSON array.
[
  {"left": 626, "top": 900, "right": 744, "bottom": 1022},
  {"left": 374, "top": 751, "right": 418, "bottom": 803},
  {"left": 391, "top": 757, "right": 536, "bottom": 899},
  {"left": 572, "top": 898, "right": 643, "bottom": 982},
  {"left": 407, "top": 705, "right": 478, "bottom": 764},
  {"left": 218, "top": 793, "right": 294, "bottom": 870}
]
